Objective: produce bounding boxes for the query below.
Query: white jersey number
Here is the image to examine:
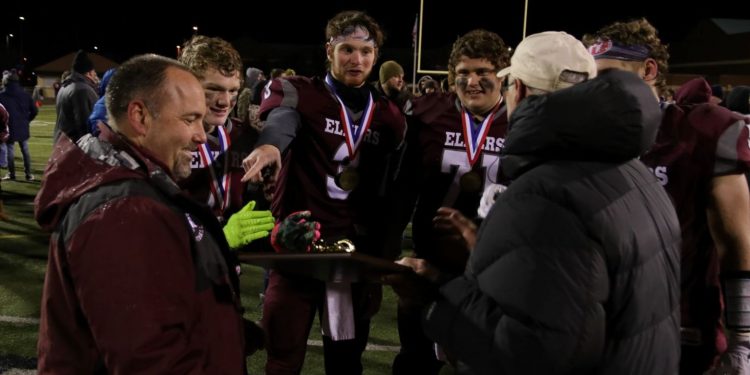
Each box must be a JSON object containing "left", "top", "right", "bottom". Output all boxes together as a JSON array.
[{"left": 326, "top": 142, "right": 359, "bottom": 200}]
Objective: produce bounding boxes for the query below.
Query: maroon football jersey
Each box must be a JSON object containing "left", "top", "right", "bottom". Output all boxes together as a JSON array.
[
  {"left": 640, "top": 102, "right": 750, "bottom": 354},
  {"left": 181, "top": 118, "right": 265, "bottom": 221},
  {"left": 259, "top": 76, "right": 406, "bottom": 247},
  {"left": 403, "top": 92, "right": 509, "bottom": 261}
]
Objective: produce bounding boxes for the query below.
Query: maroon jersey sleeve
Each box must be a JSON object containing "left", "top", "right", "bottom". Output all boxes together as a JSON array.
[{"left": 259, "top": 77, "right": 311, "bottom": 119}]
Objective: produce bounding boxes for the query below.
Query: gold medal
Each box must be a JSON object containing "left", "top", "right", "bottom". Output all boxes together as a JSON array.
[
  {"left": 335, "top": 167, "right": 360, "bottom": 191},
  {"left": 459, "top": 171, "right": 482, "bottom": 193}
]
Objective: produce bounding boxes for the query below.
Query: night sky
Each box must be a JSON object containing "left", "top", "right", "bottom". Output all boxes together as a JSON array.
[{"left": 2, "top": 1, "right": 748, "bottom": 74}]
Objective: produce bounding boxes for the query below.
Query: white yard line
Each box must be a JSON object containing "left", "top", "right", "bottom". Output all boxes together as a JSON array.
[
  {"left": 0, "top": 316, "right": 39, "bottom": 325},
  {"left": 307, "top": 339, "right": 400, "bottom": 352}
]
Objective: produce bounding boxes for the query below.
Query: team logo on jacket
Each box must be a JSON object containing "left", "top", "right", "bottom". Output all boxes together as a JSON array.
[{"left": 185, "top": 213, "right": 205, "bottom": 242}]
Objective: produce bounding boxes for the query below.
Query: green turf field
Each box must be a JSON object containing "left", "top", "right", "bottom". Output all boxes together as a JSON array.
[{"left": 0, "top": 106, "right": 402, "bottom": 374}]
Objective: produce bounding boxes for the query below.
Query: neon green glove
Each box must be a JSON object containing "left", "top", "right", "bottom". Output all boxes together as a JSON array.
[{"left": 223, "top": 201, "right": 275, "bottom": 249}]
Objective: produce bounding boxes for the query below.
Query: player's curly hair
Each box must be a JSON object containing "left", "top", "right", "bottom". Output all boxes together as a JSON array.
[
  {"left": 447, "top": 29, "right": 510, "bottom": 84},
  {"left": 582, "top": 18, "right": 670, "bottom": 94},
  {"left": 179, "top": 35, "right": 243, "bottom": 84}
]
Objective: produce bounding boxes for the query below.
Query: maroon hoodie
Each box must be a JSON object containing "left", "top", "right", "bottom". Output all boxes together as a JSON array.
[{"left": 34, "top": 128, "right": 246, "bottom": 374}]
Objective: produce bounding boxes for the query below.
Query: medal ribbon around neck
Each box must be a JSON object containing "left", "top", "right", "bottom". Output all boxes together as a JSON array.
[
  {"left": 197, "top": 125, "right": 232, "bottom": 212},
  {"left": 325, "top": 74, "right": 376, "bottom": 158},
  {"left": 460, "top": 101, "right": 501, "bottom": 166}
]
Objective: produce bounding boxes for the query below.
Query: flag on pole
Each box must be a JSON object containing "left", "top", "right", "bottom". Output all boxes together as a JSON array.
[{"left": 412, "top": 14, "right": 418, "bottom": 48}]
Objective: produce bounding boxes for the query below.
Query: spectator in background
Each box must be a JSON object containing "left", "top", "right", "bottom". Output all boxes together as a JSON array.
[
  {"left": 0, "top": 73, "right": 38, "bottom": 181},
  {"left": 87, "top": 68, "right": 117, "bottom": 136},
  {"left": 54, "top": 50, "right": 98, "bottom": 142},
  {"left": 374, "top": 60, "right": 410, "bottom": 109},
  {"left": 235, "top": 67, "right": 264, "bottom": 121},
  {"left": 32, "top": 86, "right": 44, "bottom": 108},
  {"left": 440, "top": 77, "right": 455, "bottom": 93},
  {"left": 282, "top": 68, "right": 296, "bottom": 77},
  {"left": 0, "top": 103, "right": 9, "bottom": 220},
  {"left": 420, "top": 79, "right": 440, "bottom": 95}
]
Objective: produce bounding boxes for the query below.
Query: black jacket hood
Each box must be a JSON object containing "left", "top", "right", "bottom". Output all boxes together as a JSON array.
[{"left": 501, "top": 69, "right": 661, "bottom": 180}]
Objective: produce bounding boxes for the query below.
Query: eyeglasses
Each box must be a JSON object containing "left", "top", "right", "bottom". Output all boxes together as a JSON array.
[{"left": 502, "top": 75, "right": 515, "bottom": 93}]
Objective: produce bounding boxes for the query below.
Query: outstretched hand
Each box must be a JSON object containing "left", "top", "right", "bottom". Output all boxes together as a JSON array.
[
  {"left": 271, "top": 211, "right": 321, "bottom": 253},
  {"left": 433, "top": 207, "right": 477, "bottom": 250},
  {"left": 242, "top": 144, "right": 281, "bottom": 183},
  {"left": 223, "top": 201, "right": 275, "bottom": 249},
  {"left": 383, "top": 257, "right": 442, "bottom": 310}
]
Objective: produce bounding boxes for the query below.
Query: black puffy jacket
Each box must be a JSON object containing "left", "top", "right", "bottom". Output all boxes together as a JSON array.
[{"left": 423, "top": 70, "right": 681, "bottom": 374}]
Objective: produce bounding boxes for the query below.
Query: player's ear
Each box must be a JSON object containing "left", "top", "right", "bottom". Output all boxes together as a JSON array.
[
  {"left": 325, "top": 43, "right": 334, "bottom": 63},
  {"left": 642, "top": 58, "right": 658, "bottom": 82}
]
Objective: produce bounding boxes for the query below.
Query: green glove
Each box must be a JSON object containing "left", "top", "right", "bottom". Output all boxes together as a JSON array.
[{"left": 223, "top": 201, "right": 275, "bottom": 249}]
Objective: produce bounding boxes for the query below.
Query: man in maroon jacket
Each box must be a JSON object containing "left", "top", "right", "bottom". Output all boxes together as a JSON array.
[{"left": 35, "top": 54, "right": 254, "bottom": 374}]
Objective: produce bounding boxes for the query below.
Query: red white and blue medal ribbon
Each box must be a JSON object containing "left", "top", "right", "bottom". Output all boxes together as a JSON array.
[
  {"left": 460, "top": 102, "right": 500, "bottom": 166},
  {"left": 325, "top": 75, "right": 376, "bottom": 158},
  {"left": 197, "top": 125, "right": 232, "bottom": 212}
]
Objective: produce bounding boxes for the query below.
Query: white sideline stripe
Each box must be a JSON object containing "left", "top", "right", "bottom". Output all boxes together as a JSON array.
[
  {"left": 307, "top": 339, "right": 400, "bottom": 352},
  {"left": 0, "top": 369, "right": 36, "bottom": 375},
  {"left": 0, "top": 316, "right": 402, "bottom": 352},
  {"left": 0, "top": 315, "right": 39, "bottom": 325}
]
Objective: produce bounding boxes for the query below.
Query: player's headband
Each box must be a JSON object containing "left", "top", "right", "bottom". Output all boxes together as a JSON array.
[
  {"left": 328, "top": 26, "right": 375, "bottom": 46},
  {"left": 588, "top": 38, "right": 650, "bottom": 61}
]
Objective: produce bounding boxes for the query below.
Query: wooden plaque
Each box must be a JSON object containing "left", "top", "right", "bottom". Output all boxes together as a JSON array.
[{"left": 238, "top": 252, "right": 410, "bottom": 282}]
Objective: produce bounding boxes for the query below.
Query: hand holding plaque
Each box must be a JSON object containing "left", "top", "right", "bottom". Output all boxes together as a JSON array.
[{"left": 271, "top": 211, "right": 321, "bottom": 253}]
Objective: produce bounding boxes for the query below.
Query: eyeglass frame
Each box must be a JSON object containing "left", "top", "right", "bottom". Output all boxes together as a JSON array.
[{"left": 502, "top": 74, "right": 516, "bottom": 93}]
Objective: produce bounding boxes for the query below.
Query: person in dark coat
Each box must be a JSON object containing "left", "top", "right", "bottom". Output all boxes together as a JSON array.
[
  {"left": 0, "top": 73, "right": 38, "bottom": 181},
  {"left": 54, "top": 50, "right": 98, "bottom": 142},
  {"left": 34, "top": 54, "right": 255, "bottom": 374},
  {"left": 0, "top": 103, "right": 9, "bottom": 220},
  {"left": 386, "top": 31, "right": 681, "bottom": 375}
]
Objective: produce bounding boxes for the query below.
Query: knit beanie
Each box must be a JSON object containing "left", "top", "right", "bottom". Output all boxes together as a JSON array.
[
  {"left": 379, "top": 60, "right": 404, "bottom": 85},
  {"left": 73, "top": 50, "right": 95, "bottom": 74},
  {"left": 246, "top": 67, "right": 262, "bottom": 87}
]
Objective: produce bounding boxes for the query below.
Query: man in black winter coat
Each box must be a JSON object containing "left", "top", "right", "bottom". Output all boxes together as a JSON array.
[{"left": 386, "top": 31, "right": 681, "bottom": 375}]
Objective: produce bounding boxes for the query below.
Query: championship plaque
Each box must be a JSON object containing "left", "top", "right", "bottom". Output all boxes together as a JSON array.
[
  {"left": 460, "top": 170, "right": 482, "bottom": 193},
  {"left": 238, "top": 252, "right": 410, "bottom": 283}
]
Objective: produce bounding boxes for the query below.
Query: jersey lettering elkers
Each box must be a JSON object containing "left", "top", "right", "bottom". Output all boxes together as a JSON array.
[
  {"left": 260, "top": 76, "right": 406, "bottom": 239},
  {"left": 405, "top": 92, "right": 509, "bottom": 252},
  {"left": 640, "top": 102, "right": 750, "bottom": 342}
]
